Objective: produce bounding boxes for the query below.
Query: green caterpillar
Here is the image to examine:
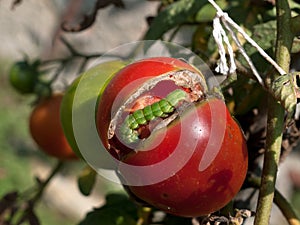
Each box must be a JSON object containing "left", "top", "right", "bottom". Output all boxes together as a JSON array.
[{"left": 119, "top": 89, "right": 187, "bottom": 144}]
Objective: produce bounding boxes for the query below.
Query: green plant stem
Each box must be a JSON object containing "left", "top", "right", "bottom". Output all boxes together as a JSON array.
[
  {"left": 249, "top": 176, "right": 300, "bottom": 225},
  {"left": 31, "top": 160, "right": 64, "bottom": 205},
  {"left": 13, "top": 160, "right": 64, "bottom": 225},
  {"left": 274, "top": 190, "right": 300, "bottom": 225},
  {"left": 253, "top": 100, "right": 285, "bottom": 225},
  {"left": 254, "top": 0, "right": 294, "bottom": 225}
]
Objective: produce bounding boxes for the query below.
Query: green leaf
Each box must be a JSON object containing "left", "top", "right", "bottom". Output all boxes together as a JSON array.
[
  {"left": 78, "top": 166, "right": 97, "bottom": 196},
  {"left": 232, "top": 76, "right": 265, "bottom": 115},
  {"left": 78, "top": 193, "right": 138, "bottom": 225},
  {"left": 195, "top": 0, "right": 227, "bottom": 22},
  {"left": 144, "top": 0, "right": 207, "bottom": 40},
  {"left": 239, "top": 20, "right": 276, "bottom": 72},
  {"left": 292, "top": 38, "right": 300, "bottom": 53},
  {"left": 247, "top": 20, "right": 277, "bottom": 56},
  {"left": 271, "top": 73, "right": 297, "bottom": 117},
  {"left": 253, "top": 20, "right": 276, "bottom": 49}
]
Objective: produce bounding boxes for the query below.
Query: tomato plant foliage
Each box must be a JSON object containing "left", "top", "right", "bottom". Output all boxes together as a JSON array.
[
  {"left": 5, "top": 0, "right": 300, "bottom": 225},
  {"left": 78, "top": 0, "right": 300, "bottom": 223},
  {"left": 78, "top": 194, "right": 138, "bottom": 225}
]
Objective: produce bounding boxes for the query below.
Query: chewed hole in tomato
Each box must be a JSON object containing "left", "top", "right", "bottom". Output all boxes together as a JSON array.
[
  {"left": 108, "top": 69, "right": 207, "bottom": 151},
  {"left": 96, "top": 57, "right": 248, "bottom": 217}
]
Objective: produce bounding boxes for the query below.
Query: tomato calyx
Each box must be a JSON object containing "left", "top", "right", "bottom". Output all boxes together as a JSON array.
[{"left": 108, "top": 69, "right": 209, "bottom": 152}]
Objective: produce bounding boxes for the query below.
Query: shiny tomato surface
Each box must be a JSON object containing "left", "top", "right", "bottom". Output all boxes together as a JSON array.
[
  {"left": 30, "top": 93, "right": 78, "bottom": 160},
  {"left": 96, "top": 57, "right": 248, "bottom": 217},
  {"left": 122, "top": 98, "right": 248, "bottom": 217},
  {"left": 97, "top": 57, "right": 199, "bottom": 155}
]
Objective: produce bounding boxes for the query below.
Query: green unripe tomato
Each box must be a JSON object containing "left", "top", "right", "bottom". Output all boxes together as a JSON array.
[
  {"left": 9, "top": 61, "right": 39, "bottom": 94},
  {"left": 60, "top": 60, "right": 127, "bottom": 159}
]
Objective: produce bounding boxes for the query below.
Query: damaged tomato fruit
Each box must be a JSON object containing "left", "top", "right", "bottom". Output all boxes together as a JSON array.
[{"left": 96, "top": 57, "right": 248, "bottom": 217}]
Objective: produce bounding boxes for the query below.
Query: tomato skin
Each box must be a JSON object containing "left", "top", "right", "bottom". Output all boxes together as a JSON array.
[
  {"left": 60, "top": 76, "right": 83, "bottom": 158},
  {"left": 121, "top": 98, "right": 247, "bottom": 217},
  {"left": 60, "top": 60, "right": 127, "bottom": 159},
  {"left": 29, "top": 93, "right": 78, "bottom": 160},
  {"left": 96, "top": 57, "right": 248, "bottom": 217},
  {"left": 9, "top": 61, "right": 38, "bottom": 94},
  {"left": 97, "top": 57, "right": 199, "bottom": 152}
]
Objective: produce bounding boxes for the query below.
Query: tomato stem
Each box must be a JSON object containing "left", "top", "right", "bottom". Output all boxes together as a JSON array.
[
  {"left": 249, "top": 176, "right": 300, "bottom": 225},
  {"left": 10, "top": 160, "right": 64, "bottom": 225},
  {"left": 31, "top": 160, "right": 65, "bottom": 205},
  {"left": 254, "top": 0, "right": 294, "bottom": 224},
  {"left": 274, "top": 190, "right": 300, "bottom": 225}
]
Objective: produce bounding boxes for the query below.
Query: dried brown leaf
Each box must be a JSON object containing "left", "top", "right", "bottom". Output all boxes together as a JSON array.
[{"left": 61, "top": 0, "right": 124, "bottom": 32}]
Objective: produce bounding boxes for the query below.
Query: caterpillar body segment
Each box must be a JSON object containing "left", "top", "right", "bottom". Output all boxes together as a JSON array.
[
  {"left": 119, "top": 89, "right": 188, "bottom": 145},
  {"left": 143, "top": 105, "right": 156, "bottom": 121},
  {"left": 165, "top": 88, "right": 187, "bottom": 106}
]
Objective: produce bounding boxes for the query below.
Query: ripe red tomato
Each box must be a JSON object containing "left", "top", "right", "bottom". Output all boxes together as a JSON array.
[
  {"left": 96, "top": 57, "right": 248, "bottom": 217},
  {"left": 29, "top": 93, "right": 78, "bottom": 160},
  {"left": 97, "top": 57, "right": 199, "bottom": 154},
  {"left": 121, "top": 97, "right": 247, "bottom": 216}
]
